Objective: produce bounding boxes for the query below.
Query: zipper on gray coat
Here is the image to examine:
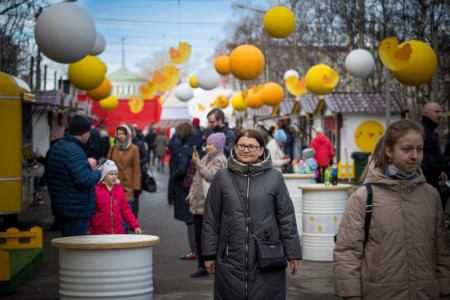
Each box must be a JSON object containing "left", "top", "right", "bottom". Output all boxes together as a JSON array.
[{"left": 245, "top": 174, "right": 250, "bottom": 300}]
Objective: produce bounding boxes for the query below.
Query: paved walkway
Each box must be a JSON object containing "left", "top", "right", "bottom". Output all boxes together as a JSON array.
[{"left": 2, "top": 166, "right": 338, "bottom": 299}]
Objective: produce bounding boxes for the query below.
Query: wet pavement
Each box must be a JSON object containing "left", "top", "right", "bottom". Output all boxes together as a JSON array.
[{"left": 2, "top": 166, "right": 339, "bottom": 299}]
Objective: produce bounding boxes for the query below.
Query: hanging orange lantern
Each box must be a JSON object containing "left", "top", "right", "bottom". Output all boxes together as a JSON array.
[
  {"left": 261, "top": 82, "right": 284, "bottom": 106},
  {"left": 246, "top": 85, "right": 264, "bottom": 108},
  {"left": 87, "top": 77, "right": 111, "bottom": 100},
  {"left": 214, "top": 55, "right": 231, "bottom": 75},
  {"left": 229, "top": 45, "right": 265, "bottom": 81}
]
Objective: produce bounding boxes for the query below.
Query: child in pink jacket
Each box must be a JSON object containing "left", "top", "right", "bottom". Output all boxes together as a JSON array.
[{"left": 89, "top": 160, "right": 142, "bottom": 235}]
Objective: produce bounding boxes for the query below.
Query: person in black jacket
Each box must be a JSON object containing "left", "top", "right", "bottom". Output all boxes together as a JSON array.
[
  {"left": 129, "top": 125, "right": 148, "bottom": 219},
  {"left": 47, "top": 115, "right": 103, "bottom": 237},
  {"left": 204, "top": 108, "right": 235, "bottom": 158},
  {"left": 202, "top": 129, "right": 301, "bottom": 299},
  {"left": 145, "top": 126, "right": 157, "bottom": 166},
  {"left": 421, "top": 102, "right": 448, "bottom": 209}
]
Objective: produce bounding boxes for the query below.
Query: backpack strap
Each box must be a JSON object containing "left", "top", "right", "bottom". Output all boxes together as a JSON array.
[{"left": 363, "top": 183, "right": 373, "bottom": 246}]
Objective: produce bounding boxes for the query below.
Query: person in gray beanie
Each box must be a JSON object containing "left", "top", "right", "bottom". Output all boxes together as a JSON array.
[{"left": 47, "top": 114, "right": 103, "bottom": 237}]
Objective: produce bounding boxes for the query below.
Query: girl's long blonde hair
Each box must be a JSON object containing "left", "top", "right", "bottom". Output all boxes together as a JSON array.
[{"left": 360, "top": 119, "right": 424, "bottom": 182}]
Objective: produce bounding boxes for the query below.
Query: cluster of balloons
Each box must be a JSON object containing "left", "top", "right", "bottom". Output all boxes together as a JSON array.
[
  {"left": 175, "top": 4, "right": 295, "bottom": 105},
  {"left": 34, "top": 2, "right": 115, "bottom": 110},
  {"left": 231, "top": 82, "right": 284, "bottom": 112}
]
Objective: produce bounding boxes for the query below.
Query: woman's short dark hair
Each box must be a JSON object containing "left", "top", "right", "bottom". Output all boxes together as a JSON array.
[
  {"left": 234, "top": 129, "right": 266, "bottom": 148},
  {"left": 176, "top": 122, "right": 196, "bottom": 142}
]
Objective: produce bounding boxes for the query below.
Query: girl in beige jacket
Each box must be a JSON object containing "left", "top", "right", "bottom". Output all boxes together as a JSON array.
[{"left": 334, "top": 119, "right": 450, "bottom": 299}]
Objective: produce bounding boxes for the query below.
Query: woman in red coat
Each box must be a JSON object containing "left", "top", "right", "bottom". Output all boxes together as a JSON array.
[{"left": 310, "top": 127, "right": 334, "bottom": 183}]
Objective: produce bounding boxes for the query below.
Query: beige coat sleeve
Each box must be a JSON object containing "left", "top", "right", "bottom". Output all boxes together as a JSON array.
[
  {"left": 333, "top": 186, "right": 367, "bottom": 298},
  {"left": 435, "top": 194, "right": 450, "bottom": 296}
]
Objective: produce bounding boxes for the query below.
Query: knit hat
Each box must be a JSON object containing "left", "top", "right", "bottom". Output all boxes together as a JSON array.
[
  {"left": 315, "top": 127, "right": 323, "bottom": 134},
  {"left": 192, "top": 118, "right": 200, "bottom": 126},
  {"left": 100, "top": 160, "right": 118, "bottom": 182},
  {"left": 68, "top": 115, "right": 91, "bottom": 135},
  {"left": 274, "top": 129, "right": 287, "bottom": 142},
  {"left": 207, "top": 132, "right": 226, "bottom": 149}
]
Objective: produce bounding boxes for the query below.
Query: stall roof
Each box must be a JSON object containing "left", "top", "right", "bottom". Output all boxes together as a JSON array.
[
  {"left": 235, "top": 98, "right": 297, "bottom": 118},
  {"left": 324, "top": 92, "right": 408, "bottom": 114}
]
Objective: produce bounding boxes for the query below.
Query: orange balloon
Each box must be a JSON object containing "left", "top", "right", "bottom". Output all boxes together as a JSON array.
[
  {"left": 246, "top": 85, "right": 264, "bottom": 108},
  {"left": 214, "top": 55, "right": 231, "bottom": 75},
  {"left": 229, "top": 45, "right": 265, "bottom": 81},
  {"left": 87, "top": 77, "right": 111, "bottom": 100},
  {"left": 261, "top": 82, "right": 284, "bottom": 106}
]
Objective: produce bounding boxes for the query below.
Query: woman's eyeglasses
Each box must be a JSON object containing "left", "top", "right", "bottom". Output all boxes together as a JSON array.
[{"left": 235, "top": 144, "right": 260, "bottom": 152}]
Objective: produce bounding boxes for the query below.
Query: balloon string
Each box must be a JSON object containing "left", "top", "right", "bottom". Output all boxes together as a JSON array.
[{"left": 178, "top": 0, "right": 181, "bottom": 42}]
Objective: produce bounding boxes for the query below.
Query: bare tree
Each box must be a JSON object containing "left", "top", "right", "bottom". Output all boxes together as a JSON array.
[{"left": 0, "top": 0, "right": 50, "bottom": 82}]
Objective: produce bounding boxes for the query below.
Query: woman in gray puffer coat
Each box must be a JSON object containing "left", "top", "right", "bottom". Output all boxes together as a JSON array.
[{"left": 202, "top": 129, "right": 302, "bottom": 300}]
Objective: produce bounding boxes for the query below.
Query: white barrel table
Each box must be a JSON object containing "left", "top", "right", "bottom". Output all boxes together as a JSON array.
[
  {"left": 282, "top": 174, "right": 315, "bottom": 236},
  {"left": 52, "top": 234, "right": 160, "bottom": 300},
  {"left": 299, "top": 184, "right": 351, "bottom": 261}
]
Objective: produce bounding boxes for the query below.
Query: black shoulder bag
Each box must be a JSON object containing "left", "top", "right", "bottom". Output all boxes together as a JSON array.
[
  {"left": 230, "top": 170, "right": 287, "bottom": 272},
  {"left": 334, "top": 183, "right": 373, "bottom": 246}
]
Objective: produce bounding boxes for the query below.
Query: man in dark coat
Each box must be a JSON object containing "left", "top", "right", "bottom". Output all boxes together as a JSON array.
[
  {"left": 130, "top": 125, "right": 148, "bottom": 219},
  {"left": 421, "top": 102, "right": 448, "bottom": 208},
  {"left": 47, "top": 115, "right": 103, "bottom": 237},
  {"left": 85, "top": 126, "right": 101, "bottom": 160},
  {"left": 204, "top": 108, "right": 235, "bottom": 158},
  {"left": 145, "top": 127, "right": 157, "bottom": 166}
]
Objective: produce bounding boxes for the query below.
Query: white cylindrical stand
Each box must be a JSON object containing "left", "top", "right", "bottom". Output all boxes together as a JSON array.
[
  {"left": 299, "top": 184, "right": 351, "bottom": 261},
  {"left": 282, "top": 174, "right": 315, "bottom": 236},
  {"left": 52, "top": 235, "right": 160, "bottom": 300}
]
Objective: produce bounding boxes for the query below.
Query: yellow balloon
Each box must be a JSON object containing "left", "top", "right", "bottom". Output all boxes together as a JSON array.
[
  {"left": 391, "top": 40, "right": 437, "bottom": 86},
  {"left": 99, "top": 94, "right": 118, "bottom": 111},
  {"left": 305, "top": 64, "right": 339, "bottom": 95},
  {"left": 263, "top": 6, "right": 296, "bottom": 39},
  {"left": 189, "top": 75, "right": 198, "bottom": 88},
  {"left": 68, "top": 55, "right": 107, "bottom": 90},
  {"left": 231, "top": 92, "right": 247, "bottom": 111}
]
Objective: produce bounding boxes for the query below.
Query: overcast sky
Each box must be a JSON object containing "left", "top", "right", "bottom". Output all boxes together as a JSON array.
[{"left": 69, "top": 0, "right": 278, "bottom": 77}]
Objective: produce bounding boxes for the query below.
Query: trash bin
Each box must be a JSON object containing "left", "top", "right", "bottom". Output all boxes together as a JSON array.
[{"left": 351, "top": 152, "right": 371, "bottom": 184}]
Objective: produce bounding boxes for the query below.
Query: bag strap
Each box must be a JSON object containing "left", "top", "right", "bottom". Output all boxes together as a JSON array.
[
  {"left": 229, "top": 169, "right": 256, "bottom": 237},
  {"left": 363, "top": 183, "right": 373, "bottom": 246}
]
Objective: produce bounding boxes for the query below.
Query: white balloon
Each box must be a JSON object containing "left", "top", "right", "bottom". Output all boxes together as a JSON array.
[
  {"left": 90, "top": 33, "right": 106, "bottom": 56},
  {"left": 196, "top": 67, "right": 220, "bottom": 90},
  {"left": 175, "top": 83, "right": 194, "bottom": 102},
  {"left": 345, "top": 49, "right": 375, "bottom": 77},
  {"left": 223, "top": 89, "right": 234, "bottom": 99},
  {"left": 34, "top": 3, "right": 96, "bottom": 64},
  {"left": 283, "top": 69, "right": 299, "bottom": 80}
]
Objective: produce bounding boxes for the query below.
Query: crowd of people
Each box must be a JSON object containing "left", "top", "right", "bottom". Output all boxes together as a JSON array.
[{"left": 38, "top": 103, "right": 449, "bottom": 299}]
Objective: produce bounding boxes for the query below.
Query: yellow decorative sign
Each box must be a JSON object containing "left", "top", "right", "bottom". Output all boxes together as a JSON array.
[
  {"left": 169, "top": 42, "right": 191, "bottom": 64},
  {"left": 354, "top": 120, "right": 385, "bottom": 152},
  {"left": 379, "top": 37, "right": 412, "bottom": 71},
  {"left": 317, "top": 226, "right": 322, "bottom": 232},
  {"left": 309, "top": 216, "right": 315, "bottom": 222},
  {"left": 153, "top": 66, "right": 179, "bottom": 92}
]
